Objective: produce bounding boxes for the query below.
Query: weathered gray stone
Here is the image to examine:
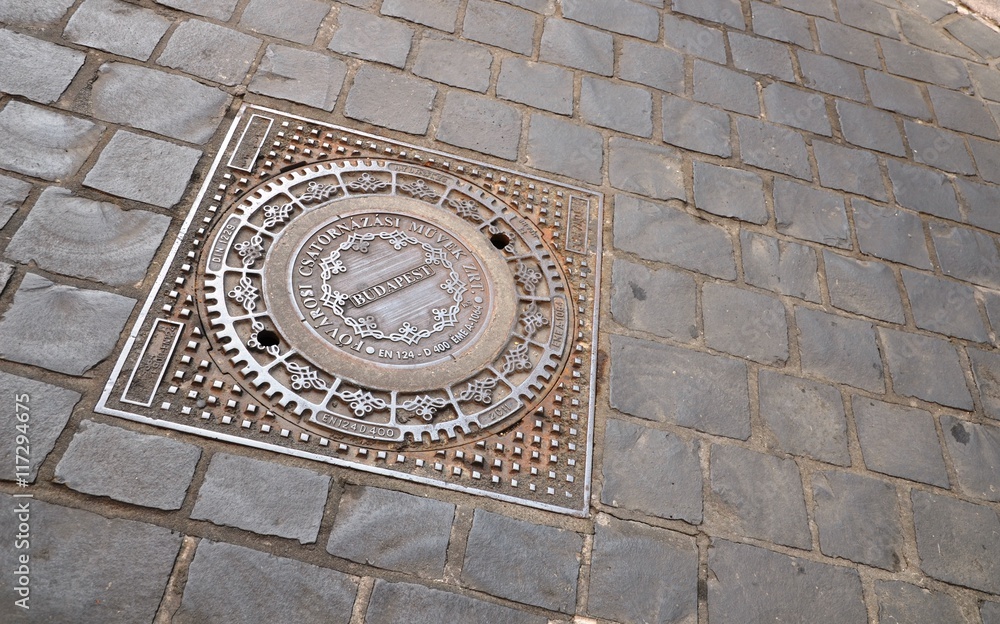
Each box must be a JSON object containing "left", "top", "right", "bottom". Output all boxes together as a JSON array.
[
  {"left": 240, "top": 0, "right": 329, "bottom": 44},
  {"left": 738, "top": 117, "right": 810, "bottom": 179},
  {"left": 0, "top": 263, "right": 14, "bottom": 294},
  {"left": 929, "top": 222, "right": 1000, "bottom": 290},
  {"left": 751, "top": 1, "right": 812, "bottom": 48},
  {"left": 957, "top": 178, "right": 1000, "bottom": 234},
  {"left": 940, "top": 415, "right": 1000, "bottom": 502},
  {"left": 176, "top": 540, "right": 357, "bottom": 624},
  {"left": 836, "top": 100, "right": 905, "bottom": 156},
  {"left": 886, "top": 159, "right": 960, "bottom": 220},
  {"left": 154, "top": 0, "right": 238, "bottom": 20},
  {"left": 462, "top": 510, "right": 582, "bottom": 613},
  {"left": 621, "top": 40, "right": 684, "bottom": 94},
  {"left": 157, "top": 20, "right": 261, "bottom": 86},
  {"left": 865, "top": 69, "right": 932, "bottom": 120},
  {"left": 609, "top": 137, "right": 683, "bottom": 201},
  {"left": 773, "top": 179, "right": 850, "bottom": 248},
  {"left": 580, "top": 76, "right": 652, "bottom": 137},
  {"left": 741, "top": 231, "right": 821, "bottom": 302},
  {"left": 897, "top": 0, "right": 955, "bottom": 19},
  {"left": 588, "top": 517, "right": 698, "bottom": 624},
  {"left": 611, "top": 260, "right": 697, "bottom": 341},
  {"left": 614, "top": 195, "right": 736, "bottom": 280},
  {"left": 563, "top": 0, "right": 658, "bottom": 40},
  {"left": 729, "top": 32, "right": 795, "bottom": 80},
  {"left": 382, "top": 0, "right": 460, "bottom": 32},
  {"left": 838, "top": 0, "right": 899, "bottom": 38},
  {"left": 54, "top": 421, "right": 201, "bottom": 510},
  {"left": 969, "top": 136, "right": 1000, "bottom": 185},
  {"left": 610, "top": 334, "right": 750, "bottom": 439},
  {"left": 91, "top": 62, "right": 229, "bottom": 145},
  {"left": 663, "top": 13, "right": 727, "bottom": 64},
  {"left": 946, "top": 14, "right": 1000, "bottom": 58},
  {"left": 694, "top": 162, "right": 766, "bottom": 224},
  {"left": 191, "top": 453, "right": 330, "bottom": 544},
  {"left": 344, "top": 66, "right": 437, "bottom": 135},
  {"left": 852, "top": 200, "right": 931, "bottom": 269},
  {"left": 882, "top": 38, "right": 971, "bottom": 89},
  {"left": 462, "top": 0, "right": 536, "bottom": 55},
  {"left": 708, "top": 539, "right": 866, "bottom": 623},
  {"left": 673, "top": 0, "right": 744, "bottom": 28},
  {"left": 326, "top": 485, "right": 454, "bottom": 577},
  {"left": 813, "top": 471, "right": 903, "bottom": 570},
  {"left": 881, "top": 328, "right": 973, "bottom": 410},
  {"left": 7, "top": 187, "right": 170, "bottom": 286},
  {"left": 525, "top": 114, "right": 603, "bottom": 184},
  {"left": 902, "top": 269, "right": 988, "bottom": 342},
  {"left": 823, "top": 251, "right": 904, "bottom": 323},
  {"left": 762, "top": 82, "right": 832, "bottom": 135},
  {"left": 0, "top": 173, "right": 31, "bottom": 229},
  {"left": 413, "top": 37, "right": 492, "bottom": 92},
  {"left": 971, "top": 63, "right": 1000, "bottom": 103},
  {"left": 929, "top": 84, "right": 1000, "bottom": 140},
  {"left": 328, "top": 7, "right": 413, "bottom": 68},
  {"left": 662, "top": 95, "right": 732, "bottom": 157},
  {"left": 0, "top": 371, "right": 80, "bottom": 483},
  {"left": 984, "top": 601, "right": 1000, "bottom": 624},
  {"left": 601, "top": 418, "right": 703, "bottom": 523},
  {"left": 497, "top": 59, "right": 572, "bottom": 115},
  {"left": 0, "top": 272, "right": 135, "bottom": 376},
  {"left": 758, "top": 371, "right": 849, "bottom": 465},
  {"left": 896, "top": 11, "right": 972, "bottom": 58},
  {"left": 816, "top": 18, "right": 880, "bottom": 67},
  {"left": 694, "top": 60, "right": 760, "bottom": 116},
  {"left": 436, "top": 92, "right": 520, "bottom": 159},
  {"left": 0, "top": 101, "right": 104, "bottom": 181},
  {"left": 875, "top": 581, "right": 965, "bottom": 624},
  {"left": 904, "top": 120, "right": 975, "bottom": 175},
  {"left": 703, "top": 283, "right": 788, "bottom": 365},
  {"left": 249, "top": 45, "right": 347, "bottom": 112},
  {"left": 0, "top": 29, "right": 84, "bottom": 104},
  {"left": 0, "top": 495, "right": 180, "bottom": 624},
  {"left": 912, "top": 491, "right": 1000, "bottom": 594},
  {"left": 65, "top": 0, "right": 170, "bottom": 61},
  {"left": 0, "top": 0, "right": 75, "bottom": 25},
  {"left": 367, "top": 580, "right": 545, "bottom": 624},
  {"left": 709, "top": 445, "right": 811, "bottom": 549},
  {"left": 796, "top": 307, "right": 884, "bottom": 392},
  {"left": 853, "top": 396, "right": 949, "bottom": 487},
  {"left": 797, "top": 50, "right": 867, "bottom": 101},
  {"left": 540, "top": 17, "right": 613, "bottom": 75},
  {"left": 814, "top": 141, "right": 887, "bottom": 200},
  {"left": 969, "top": 347, "right": 1000, "bottom": 420},
  {"left": 84, "top": 130, "right": 202, "bottom": 208}
]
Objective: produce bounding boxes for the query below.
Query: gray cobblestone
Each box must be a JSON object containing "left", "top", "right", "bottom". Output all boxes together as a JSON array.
[
  {"left": 957, "top": 178, "right": 1000, "bottom": 233},
  {"left": 662, "top": 95, "right": 732, "bottom": 158},
  {"left": 904, "top": 120, "right": 975, "bottom": 174},
  {"left": 0, "top": 371, "right": 80, "bottom": 483},
  {"left": 673, "top": 0, "right": 745, "bottom": 29},
  {"left": 0, "top": 272, "right": 135, "bottom": 376},
  {"left": 191, "top": 453, "right": 330, "bottom": 544},
  {"left": 610, "top": 334, "right": 751, "bottom": 439},
  {"left": 0, "top": 28, "right": 84, "bottom": 105},
  {"left": 751, "top": 1, "right": 812, "bottom": 49},
  {"left": 898, "top": 0, "right": 955, "bottom": 20},
  {"left": 0, "top": 0, "right": 75, "bottom": 25},
  {"left": 588, "top": 517, "right": 698, "bottom": 624},
  {"left": 729, "top": 32, "right": 795, "bottom": 80},
  {"left": 525, "top": 115, "right": 602, "bottom": 184},
  {"left": 875, "top": 581, "right": 965, "bottom": 624},
  {"left": 609, "top": 137, "right": 684, "bottom": 201},
  {"left": 175, "top": 540, "right": 356, "bottom": 624},
  {"left": 611, "top": 259, "right": 697, "bottom": 341},
  {"left": 710, "top": 446, "right": 811, "bottom": 551},
  {"left": 614, "top": 194, "right": 737, "bottom": 280},
  {"left": 580, "top": 76, "right": 653, "bottom": 138},
  {"left": 853, "top": 396, "right": 950, "bottom": 486},
  {"left": 382, "top": 0, "right": 459, "bottom": 32},
  {"left": 797, "top": 50, "right": 867, "bottom": 101},
  {"left": 738, "top": 118, "right": 810, "bottom": 179},
  {"left": 436, "top": 92, "right": 520, "bottom": 159},
  {"left": 154, "top": 0, "right": 238, "bottom": 20},
  {"left": 773, "top": 179, "right": 850, "bottom": 248},
  {"left": 930, "top": 222, "right": 1000, "bottom": 289},
  {"left": 413, "top": 37, "right": 492, "bottom": 93},
  {"left": 7, "top": 187, "right": 170, "bottom": 286},
  {"left": 813, "top": 470, "right": 903, "bottom": 569},
  {"left": 971, "top": 63, "right": 1000, "bottom": 102},
  {"left": 762, "top": 82, "right": 831, "bottom": 136},
  {"left": 969, "top": 347, "right": 1000, "bottom": 420},
  {"left": 345, "top": 66, "right": 437, "bottom": 135},
  {"left": 945, "top": 15, "right": 1000, "bottom": 58},
  {"left": 601, "top": 417, "right": 703, "bottom": 523},
  {"left": 886, "top": 159, "right": 960, "bottom": 220},
  {"left": 852, "top": 199, "right": 931, "bottom": 269},
  {"left": 157, "top": 20, "right": 261, "bottom": 86},
  {"left": 985, "top": 601, "right": 1000, "bottom": 624},
  {"left": 912, "top": 491, "right": 1000, "bottom": 594},
  {"left": 539, "top": 18, "right": 613, "bottom": 75},
  {"left": 783, "top": 0, "right": 835, "bottom": 18},
  {"left": 816, "top": 19, "right": 880, "bottom": 67},
  {"left": 902, "top": 269, "right": 988, "bottom": 341},
  {"left": 620, "top": 40, "right": 685, "bottom": 95},
  {"left": 881, "top": 327, "right": 973, "bottom": 409},
  {"left": 928, "top": 85, "right": 1000, "bottom": 139},
  {"left": 836, "top": 100, "right": 905, "bottom": 156},
  {"left": 367, "top": 580, "right": 544, "bottom": 624},
  {"left": 328, "top": 7, "right": 413, "bottom": 68},
  {"left": 824, "top": 251, "right": 904, "bottom": 323},
  {"left": 663, "top": 13, "right": 727, "bottom": 64},
  {"left": 693, "top": 161, "right": 767, "bottom": 223},
  {"left": 897, "top": 12, "right": 975, "bottom": 59},
  {"left": 741, "top": 231, "right": 822, "bottom": 301},
  {"left": 240, "top": 0, "right": 329, "bottom": 44},
  {"left": 694, "top": 61, "right": 760, "bottom": 116},
  {"left": 0, "top": 102, "right": 103, "bottom": 182},
  {"left": 838, "top": 0, "right": 899, "bottom": 38},
  {"left": 758, "top": 371, "right": 849, "bottom": 464},
  {"left": 84, "top": 130, "right": 202, "bottom": 208},
  {"left": 0, "top": 174, "right": 30, "bottom": 228},
  {"left": 562, "top": 0, "right": 658, "bottom": 41},
  {"left": 462, "top": 510, "right": 581, "bottom": 612},
  {"left": 65, "top": 0, "right": 170, "bottom": 62},
  {"left": 814, "top": 141, "right": 887, "bottom": 200},
  {"left": 940, "top": 415, "right": 1000, "bottom": 501},
  {"left": 882, "top": 38, "right": 972, "bottom": 89},
  {"left": 865, "top": 69, "right": 932, "bottom": 120},
  {"left": 703, "top": 282, "right": 788, "bottom": 364},
  {"left": 969, "top": 136, "right": 1000, "bottom": 184},
  {"left": 0, "top": 263, "right": 13, "bottom": 294},
  {"left": 796, "top": 307, "right": 884, "bottom": 392},
  {"left": 496, "top": 59, "right": 571, "bottom": 115},
  {"left": 462, "top": 0, "right": 536, "bottom": 55},
  {"left": 249, "top": 45, "right": 347, "bottom": 112},
  {"left": 54, "top": 421, "right": 201, "bottom": 510}
]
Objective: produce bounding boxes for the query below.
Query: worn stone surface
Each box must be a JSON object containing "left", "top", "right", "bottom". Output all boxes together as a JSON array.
[
  {"left": 621, "top": 40, "right": 684, "bottom": 95},
  {"left": 940, "top": 415, "right": 1000, "bottom": 502},
  {"left": 367, "top": 580, "right": 545, "bottom": 624},
  {"left": 751, "top": 1, "right": 812, "bottom": 48},
  {"left": 326, "top": 485, "right": 454, "bottom": 577},
  {"left": 54, "top": 421, "right": 201, "bottom": 510},
  {"left": 157, "top": 19, "right": 261, "bottom": 86},
  {"left": 462, "top": 0, "right": 536, "bottom": 55},
  {"left": 249, "top": 45, "right": 347, "bottom": 111},
  {"left": 382, "top": 0, "right": 460, "bottom": 32},
  {"left": 816, "top": 19, "right": 880, "bottom": 67},
  {"left": 886, "top": 159, "right": 960, "bottom": 220},
  {"left": 539, "top": 18, "right": 613, "bottom": 75},
  {"left": 929, "top": 84, "right": 999, "bottom": 140},
  {"left": 984, "top": 601, "right": 1000, "bottom": 624},
  {"left": 0, "top": 0, "right": 76, "bottom": 25},
  {"left": 695, "top": 61, "right": 760, "bottom": 116},
  {"left": 824, "top": 251, "right": 905, "bottom": 323},
  {"left": 497, "top": 58, "right": 572, "bottom": 115},
  {"left": 328, "top": 7, "right": 413, "bottom": 68},
  {"left": 875, "top": 581, "right": 966, "bottom": 624},
  {"left": 601, "top": 418, "right": 703, "bottom": 523},
  {"left": 969, "top": 136, "right": 1000, "bottom": 184},
  {"left": 902, "top": 269, "right": 988, "bottom": 342},
  {"left": 191, "top": 453, "right": 330, "bottom": 544},
  {"left": 881, "top": 38, "right": 971, "bottom": 89},
  {"left": 0, "top": 29, "right": 85, "bottom": 104},
  {"left": 413, "top": 37, "right": 492, "bottom": 92},
  {"left": 904, "top": 120, "right": 976, "bottom": 174},
  {"left": 0, "top": 101, "right": 104, "bottom": 181},
  {"left": 525, "top": 114, "right": 603, "bottom": 184},
  {"left": 610, "top": 334, "right": 750, "bottom": 439},
  {"left": 175, "top": 540, "right": 357, "bottom": 624},
  {"left": 65, "top": 0, "right": 170, "bottom": 61},
  {"left": 852, "top": 200, "right": 932, "bottom": 269},
  {"left": 738, "top": 117, "right": 810, "bottom": 179},
  {"left": 929, "top": 222, "right": 1000, "bottom": 289},
  {"left": 773, "top": 179, "right": 850, "bottom": 248},
  {"left": 663, "top": 13, "right": 727, "bottom": 64},
  {"left": 0, "top": 371, "right": 80, "bottom": 483},
  {"left": 762, "top": 82, "right": 831, "bottom": 135},
  {"left": 240, "top": 0, "right": 329, "bottom": 44},
  {"left": 344, "top": 66, "right": 437, "bottom": 135},
  {"left": 462, "top": 510, "right": 582, "bottom": 612},
  {"left": 702, "top": 283, "right": 788, "bottom": 365},
  {"left": 562, "top": 0, "right": 658, "bottom": 40},
  {"left": 853, "top": 396, "right": 950, "bottom": 487},
  {"left": 673, "top": 0, "right": 745, "bottom": 28},
  {"left": 969, "top": 347, "right": 1000, "bottom": 420},
  {"left": 693, "top": 162, "right": 766, "bottom": 223},
  {"left": 796, "top": 307, "right": 884, "bottom": 392},
  {"left": 609, "top": 137, "right": 684, "bottom": 200},
  {"left": 588, "top": 517, "right": 698, "bottom": 624},
  {"left": 729, "top": 32, "right": 794, "bottom": 80},
  {"left": 957, "top": 178, "right": 1000, "bottom": 233},
  {"left": 866, "top": 69, "right": 932, "bottom": 120},
  {"left": 580, "top": 76, "right": 652, "bottom": 137},
  {"left": 797, "top": 50, "right": 867, "bottom": 101},
  {"left": 611, "top": 259, "right": 697, "bottom": 341},
  {"left": 813, "top": 471, "right": 903, "bottom": 570},
  {"left": 813, "top": 140, "right": 887, "bottom": 200},
  {"left": 836, "top": 100, "right": 905, "bottom": 156},
  {"left": 155, "top": 0, "right": 238, "bottom": 20},
  {"left": 436, "top": 92, "right": 520, "bottom": 159},
  {"left": 0, "top": 272, "right": 135, "bottom": 376},
  {"left": 881, "top": 328, "right": 974, "bottom": 410},
  {"left": 84, "top": 130, "right": 202, "bottom": 208},
  {"left": 662, "top": 95, "right": 732, "bottom": 157},
  {"left": 0, "top": 174, "right": 30, "bottom": 228},
  {"left": 758, "top": 371, "right": 849, "bottom": 465},
  {"left": 741, "top": 231, "right": 821, "bottom": 301}
]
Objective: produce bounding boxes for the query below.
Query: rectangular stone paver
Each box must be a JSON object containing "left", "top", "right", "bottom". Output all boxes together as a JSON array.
[
  {"left": 497, "top": 58, "right": 573, "bottom": 115},
  {"left": 611, "top": 259, "right": 697, "bottom": 341},
  {"left": 758, "top": 370, "right": 849, "bottom": 465},
  {"left": 525, "top": 114, "right": 603, "bottom": 184},
  {"left": 345, "top": 66, "right": 437, "bottom": 135},
  {"left": 741, "top": 231, "right": 822, "bottom": 302},
  {"left": 852, "top": 396, "right": 950, "bottom": 487},
  {"left": 382, "top": 0, "right": 460, "bottom": 32},
  {"left": 540, "top": 18, "right": 614, "bottom": 75},
  {"left": 773, "top": 179, "right": 850, "bottom": 248},
  {"left": 0, "top": 174, "right": 30, "bottom": 227},
  {"left": 738, "top": 117, "right": 811, "bottom": 179},
  {"left": 0, "top": 371, "right": 80, "bottom": 483},
  {"left": 248, "top": 45, "right": 347, "bottom": 112},
  {"left": 156, "top": 19, "right": 262, "bottom": 86},
  {"left": 0, "top": 0, "right": 76, "bottom": 25},
  {"left": 876, "top": 581, "right": 966, "bottom": 624},
  {"left": 823, "top": 251, "right": 905, "bottom": 323},
  {"left": 0, "top": 29, "right": 85, "bottom": 104},
  {"left": 366, "top": 579, "right": 545, "bottom": 624},
  {"left": 693, "top": 161, "right": 767, "bottom": 223},
  {"left": 796, "top": 307, "right": 884, "bottom": 392},
  {"left": 911, "top": 491, "right": 1000, "bottom": 594},
  {"left": 902, "top": 269, "right": 988, "bottom": 342},
  {"left": 812, "top": 471, "right": 904, "bottom": 570},
  {"left": 436, "top": 92, "right": 520, "bottom": 159},
  {"left": 462, "top": 0, "right": 536, "bottom": 55},
  {"left": 414, "top": 36, "right": 493, "bottom": 93},
  {"left": 886, "top": 159, "right": 960, "bottom": 220},
  {"left": 852, "top": 200, "right": 932, "bottom": 269},
  {"left": 328, "top": 7, "right": 414, "bottom": 68},
  {"left": 621, "top": 40, "right": 685, "bottom": 95},
  {"left": 155, "top": 0, "right": 238, "bottom": 20},
  {"left": 969, "top": 347, "right": 1000, "bottom": 420},
  {"left": 609, "top": 137, "right": 684, "bottom": 201},
  {"left": 562, "top": 0, "right": 659, "bottom": 41},
  {"left": 64, "top": 0, "right": 170, "bottom": 61},
  {"left": 663, "top": 13, "right": 727, "bottom": 64},
  {"left": 939, "top": 415, "right": 1000, "bottom": 502},
  {"left": 929, "top": 222, "right": 1000, "bottom": 289},
  {"left": 702, "top": 282, "right": 789, "bottom": 365},
  {"left": 580, "top": 76, "right": 653, "bottom": 137},
  {"left": 0, "top": 101, "right": 105, "bottom": 182},
  {"left": 880, "top": 327, "right": 974, "bottom": 410},
  {"left": 662, "top": 95, "right": 732, "bottom": 158},
  {"left": 239, "top": 0, "right": 329, "bottom": 44}
]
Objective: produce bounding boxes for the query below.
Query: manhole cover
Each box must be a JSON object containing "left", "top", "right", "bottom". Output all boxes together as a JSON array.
[{"left": 97, "top": 105, "right": 603, "bottom": 516}]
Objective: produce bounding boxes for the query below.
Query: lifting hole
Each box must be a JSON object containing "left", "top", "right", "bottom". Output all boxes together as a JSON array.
[
  {"left": 490, "top": 232, "right": 510, "bottom": 249},
  {"left": 256, "top": 329, "right": 280, "bottom": 347}
]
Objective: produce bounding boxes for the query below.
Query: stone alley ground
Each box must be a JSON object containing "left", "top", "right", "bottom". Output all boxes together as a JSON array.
[{"left": 3, "top": 0, "right": 1000, "bottom": 622}]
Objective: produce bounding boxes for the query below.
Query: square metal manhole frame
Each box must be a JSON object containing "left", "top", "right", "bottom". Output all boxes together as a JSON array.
[{"left": 96, "top": 104, "right": 603, "bottom": 516}]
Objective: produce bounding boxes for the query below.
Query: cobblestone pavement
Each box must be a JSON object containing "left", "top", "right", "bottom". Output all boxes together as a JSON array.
[{"left": 1, "top": 0, "right": 1000, "bottom": 622}]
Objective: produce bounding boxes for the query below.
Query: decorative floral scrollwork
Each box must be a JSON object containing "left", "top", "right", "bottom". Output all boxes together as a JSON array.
[
  {"left": 456, "top": 377, "right": 498, "bottom": 404},
  {"left": 399, "top": 395, "right": 448, "bottom": 423},
  {"left": 514, "top": 262, "right": 542, "bottom": 294},
  {"left": 228, "top": 276, "right": 259, "bottom": 313},
  {"left": 399, "top": 179, "right": 440, "bottom": 201},
  {"left": 519, "top": 302, "right": 549, "bottom": 337},
  {"left": 234, "top": 234, "right": 265, "bottom": 268},
  {"left": 298, "top": 181, "right": 340, "bottom": 203},
  {"left": 347, "top": 172, "right": 389, "bottom": 193},
  {"left": 262, "top": 203, "right": 294, "bottom": 229},
  {"left": 247, "top": 320, "right": 280, "bottom": 356},
  {"left": 448, "top": 198, "right": 483, "bottom": 222},
  {"left": 501, "top": 342, "right": 532, "bottom": 376},
  {"left": 286, "top": 361, "right": 327, "bottom": 391},
  {"left": 338, "top": 390, "right": 388, "bottom": 418}
]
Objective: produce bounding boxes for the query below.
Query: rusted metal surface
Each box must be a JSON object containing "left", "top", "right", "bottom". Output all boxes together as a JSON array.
[{"left": 97, "top": 105, "right": 603, "bottom": 515}]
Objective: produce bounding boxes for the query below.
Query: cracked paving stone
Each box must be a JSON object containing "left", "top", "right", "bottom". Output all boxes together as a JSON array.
[
  {"left": 497, "top": 59, "right": 573, "bottom": 115},
  {"left": 580, "top": 76, "right": 653, "bottom": 138},
  {"left": 462, "top": 0, "right": 536, "bottom": 55},
  {"left": 462, "top": 510, "right": 582, "bottom": 613},
  {"left": 928, "top": 84, "right": 1000, "bottom": 140},
  {"left": 54, "top": 420, "right": 201, "bottom": 510},
  {"left": 190, "top": 453, "right": 330, "bottom": 544},
  {"left": 695, "top": 61, "right": 760, "bottom": 116},
  {"left": 0, "top": 0, "right": 76, "bottom": 25},
  {"left": 838, "top": 0, "right": 899, "bottom": 38},
  {"left": 816, "top": 19, "right": 880, "bottom": 68},
  {"left": 969, "top": 137, "right": 1000, "bottom": 185},
  {"left": 621, "top": 40, "right": 684, "bottom": 95},
  {"left": 611, "top": 259, "right": 697, "bottom": 341},
  {"left": 912, "top": 490, "right": 1000, "bottom": 594},
  {"left": 902, "top": 269, "right": 988, "bottom": 342},
  {"left": 762, "top": 82, "right": 832, "bottom": 136},
  {"left": 562, "top": 0, "right": 659, "bottom": 40},
  {"left": 381, "top": 0, "right": 460, "bottom": 32},
  {"left": 773, "top": 179, "right": 850, "bottom": 248},
  {"left": 175, "top": 540, "right": 357, "bottom": 624},
  {"left": 588, "top": 516, "right": 698, "bottom": 624},
  {"left": 413, "top": 37, "right": 493, "bottom": 93},
  {"left": 249, "top": 45, "right": 347, "bottom": 112},
  {"left": 0, "top": 173, "right": 31, "bottom": 228},
  {"left": 540, "top": 18, "right": 614, "bottom": 75},
  {"left": 823, "top": 251, "right": 904, "bottom": 323},
  {"left": 663, "top": 13, "right": 727, "bottom": 64},
  {"left": 673, "top": 0, "right": 745, "bottom": 29},
  {"left": 0, "top": 371, "right": 80, "bottom": 483},
  {"left": 154, "top": 0, "right": 238, "bottom": 20},
  {"left": 702, "top": 282, "right": 788, "bottom": 365},
  {"left": 969, "top": 347, "right": 1000, "bottom": 420},
  {"left": 929, "top": 221, "right": 1000, "bottom": 290},
  {"left": 157, "top": 19, "right": 262, "bottom": 86},
  {"left": 945, "top": 14, "right": 1000, "bottom": 58},
  {"left": 6, "top": 187, "right": 170, "bottom": 286},
  {"left": 796, "top": 307, "right": 884, "bottom": 392},
  {"left": 662, "top": 95, "right": 732, "bottom": 158},
  {"left": 0, "top": 272, "right": 135, "bottom": 376},
  {"left": 0, "top": 101, "right": 104, "bottom": 182},
  {"left": 758, "top": 371, "right": 849, "bottom": 465},
  {"left": 738, "top": 118, "right": 810, "bottom": 179},
  {"left": 886, "top": 159, "right": 960, "bottom": 220},
  {"left": 852, "top": 396, "right": 949, "bottom": 487},
  {"left": 875, "top": 581, "right": 965, "bottom": 624},
  {"left": 852, "top": 200, "right": 932, "bottom": 269},
  {"left": 345, "top": 66, "right": 436, "bottom": 135},
  {"left": 436, "top": 92, "right": 521, "bottom": 159},
  {"left": 835, "top": 100, "right": 905, "bottom": 156},
  {"left": 865, "top": 69, "right": 932, "bottom": 120},
  {"left": 729, "top": 32, "right": 795, "bottom": 80},
  {"left": 957, "top": 178, "right": 1000, "bottom": 234},
  {"left": 64, "top": 0, "right": 170, "bottom": 61},
  {"left": 693, "top": 162, "right": 767, "bottom": 224},
  {"left": 940, "top": 415, "right": 1000, "bottom": 502},
  {"left": 366, "top": 580, "right": 545, "bottom": 624},
  {"left": 240, "top": 0, "right": 329, "bottom": 44},
  {"left": 751, "top": 1, "right": 813, "bottom": 49},
  {"left": 326, "top": 485, "right": 454, "bottom": 577},
  {"left": 880, "top": 328, "right": 973, "bottom": 410},
  {"left": 812, "top": 471, "right": 903, "bottom": 570},
  {"left": 601, "top": 417, "right": 703, "bottom": 523},
  {"left": 904, "top": 120, "right": 975, "bottom": 175},
  {"left": 609, "top": 137, "right": 684, "bottom": 201},
  {"left": 881, "top": 38, "right": 971, "bottom": 89},
  {"left": 525, "top": 114, "right": 603, "bottom": 184},
  {"left": 0, "top": 28, "right": 85, "bottom": 104},
  {"left": 84, "top": 130, "right": 202, "bottom": 209},
  {"left": 797, "top": 50, "right": 867, "bottom": 101},
  {"left": 814, "top": 141, "right": 887, "bottom": 200},
  {"left": 328, "top": 7, "right": 414, "bottom": 68},
  {"left": 741, "top": 231, "right": 821, "bottom": 302}
]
